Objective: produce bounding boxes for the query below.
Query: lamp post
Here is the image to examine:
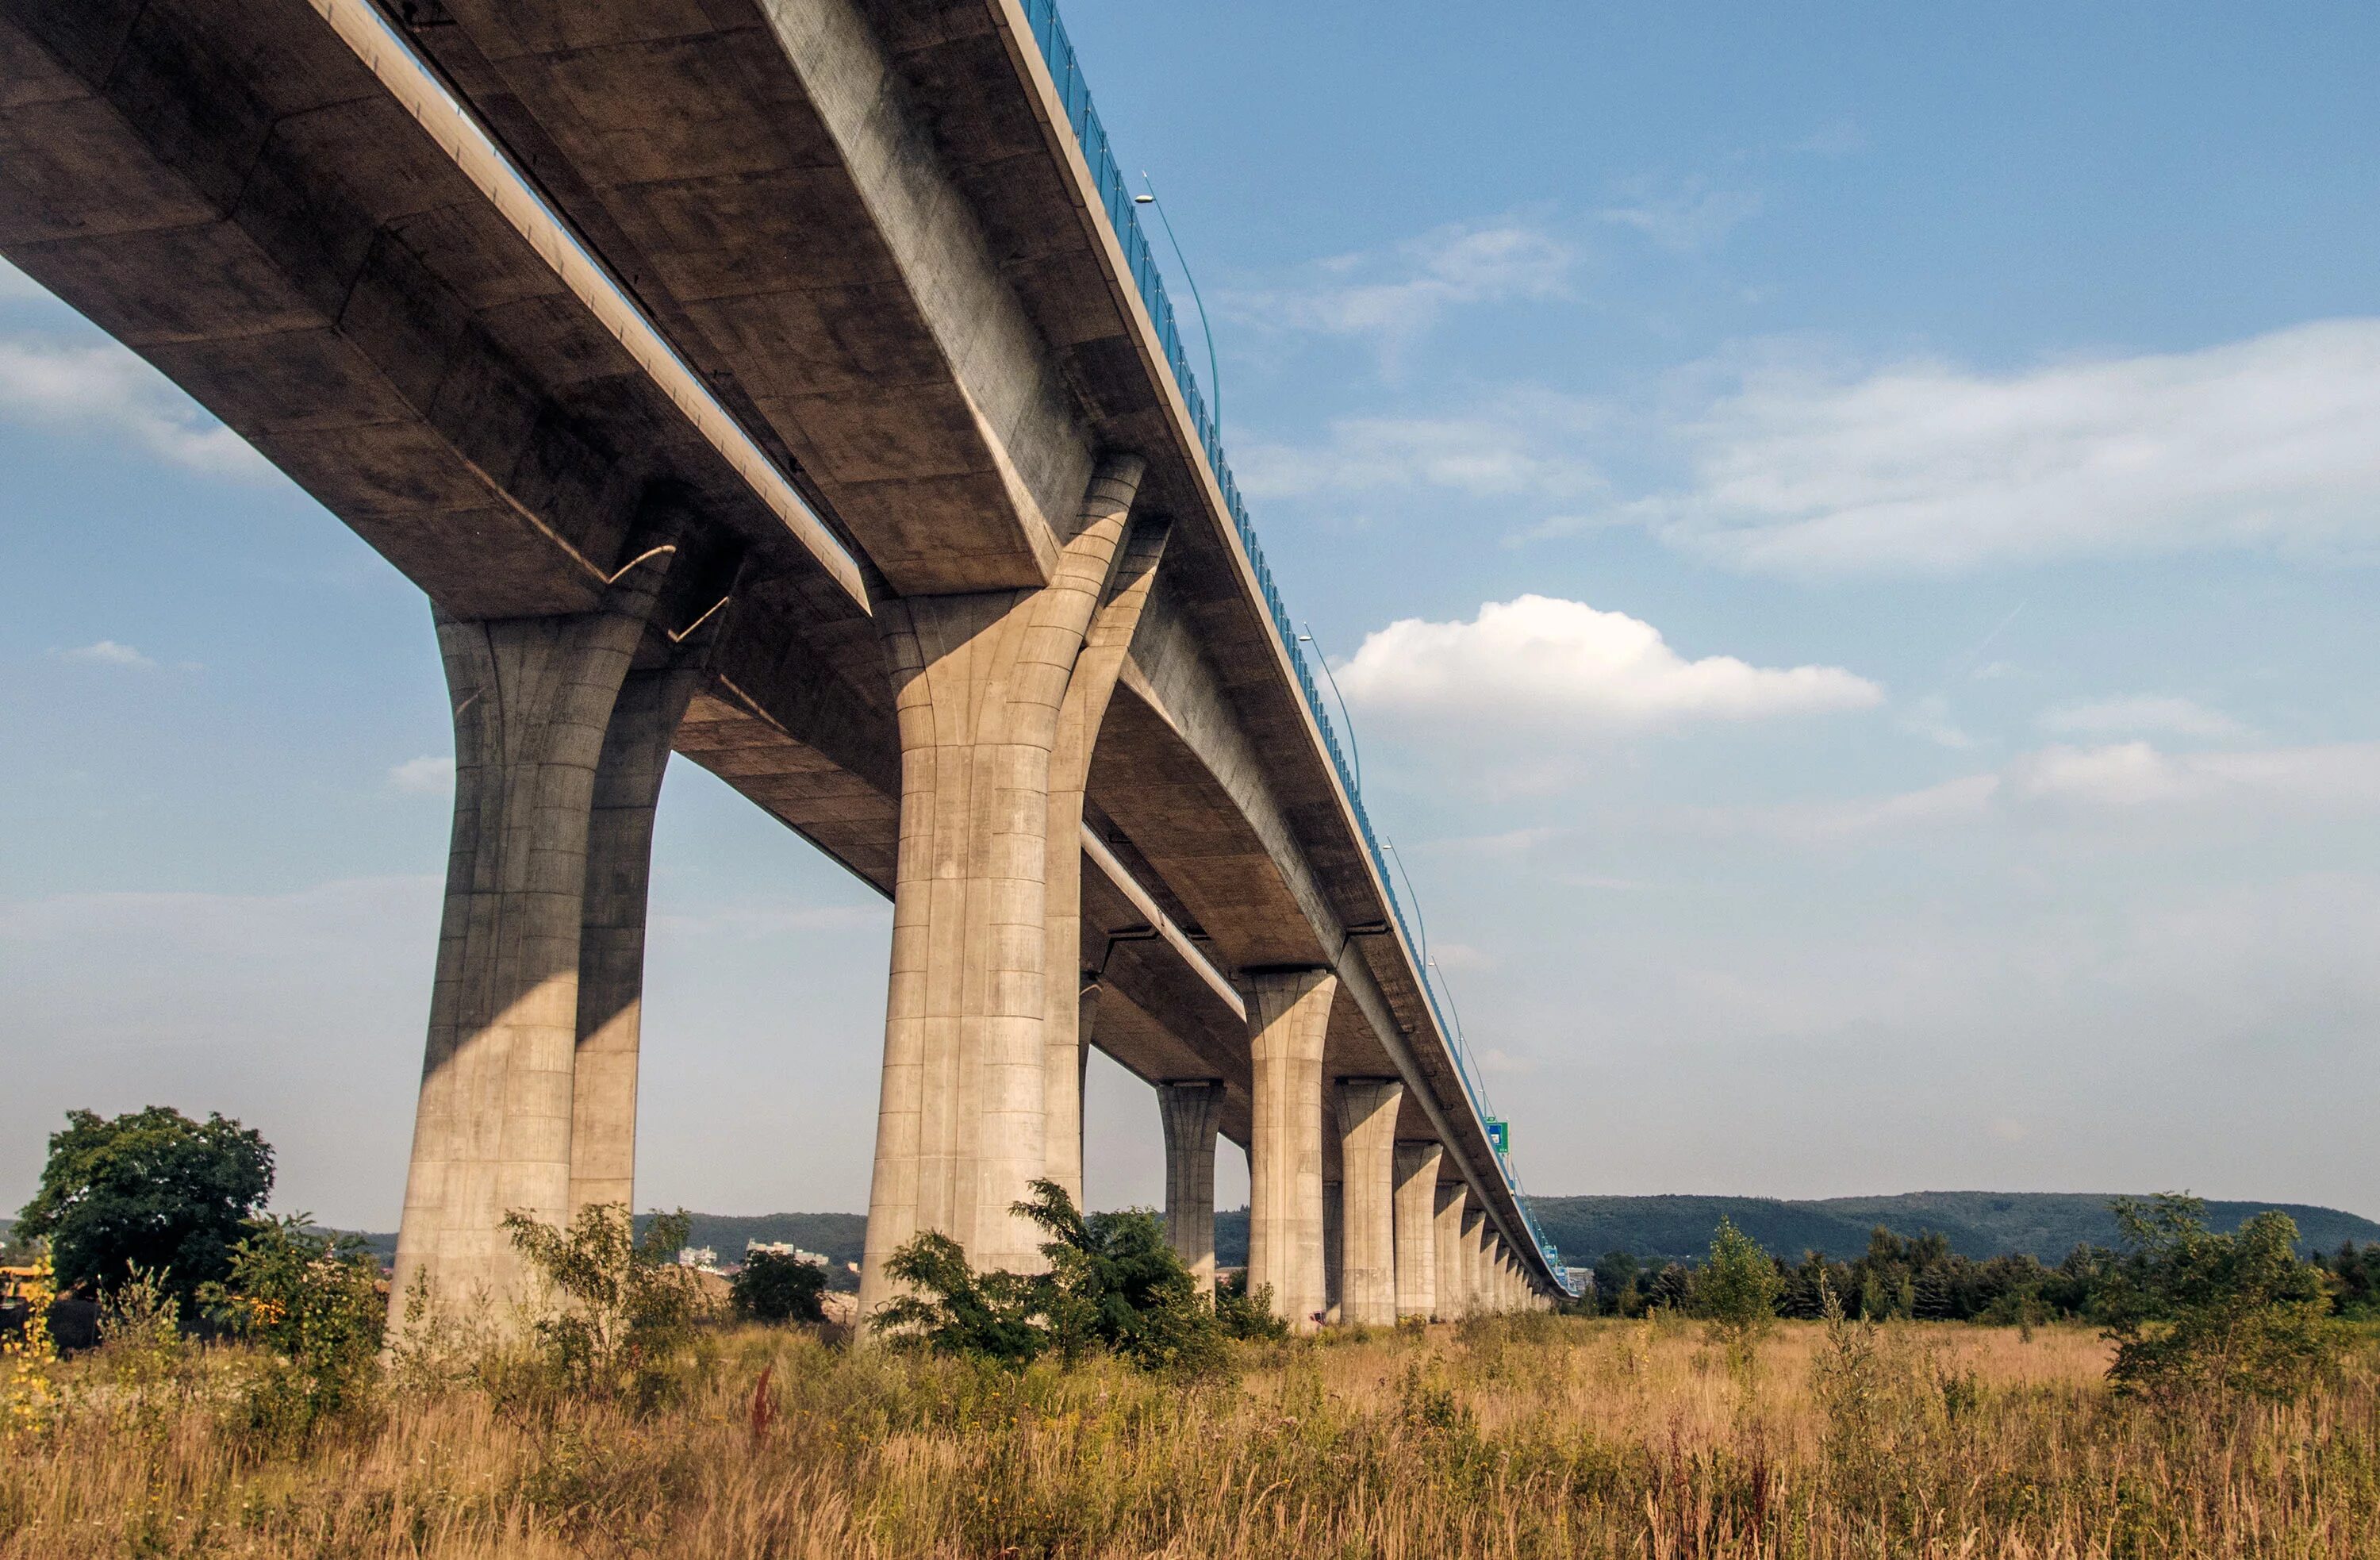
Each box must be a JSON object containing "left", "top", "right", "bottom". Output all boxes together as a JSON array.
[
  {"left": 1295, "top": 623, "right": 1362, "bottom": 797},
  {"left": 1134, "top": 175, "right": 1221, "bottom": 440}
]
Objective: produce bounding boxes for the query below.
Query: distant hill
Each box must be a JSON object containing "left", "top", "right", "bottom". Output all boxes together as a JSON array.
[
  {"left": 1521, "top": 1192, "right": 2380, "bottom": 1266},
  {"left": 232, "top": 1192, "right": 2380, "bottom": 1284}
]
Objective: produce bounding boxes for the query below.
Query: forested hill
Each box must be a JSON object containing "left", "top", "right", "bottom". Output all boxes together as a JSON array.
[{"left": 1518, "top": 1193, "right": 2380, "bottom": 1265}]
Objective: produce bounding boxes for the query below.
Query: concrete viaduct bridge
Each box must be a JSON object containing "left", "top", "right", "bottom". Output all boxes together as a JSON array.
[{"left": 0, "top": 0, "right": 1571, "bottom": 1326}]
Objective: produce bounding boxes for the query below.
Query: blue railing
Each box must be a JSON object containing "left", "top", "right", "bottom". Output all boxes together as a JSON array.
[{"left": 1019, "top": 0, "right": 1570, "bottom": 1292}]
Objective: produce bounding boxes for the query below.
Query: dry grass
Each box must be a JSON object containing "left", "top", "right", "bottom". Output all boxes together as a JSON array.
[{"left": 6, "top": 1315, "right": 2378, "bottom": 1558}]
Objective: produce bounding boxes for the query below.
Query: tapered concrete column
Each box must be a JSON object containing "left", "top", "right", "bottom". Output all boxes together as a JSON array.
[
  {"left": 1243, "top": 967, "right": 1336, "bottom": 1331},
  {"left": 1393, "top": 1142, "right": 1441, "bottom": 1321},
  {"left": 1433, "top": 1184, "right": 1471, "bottom": 1320},
  {"left": 1157, "top": 1081, "right": 1224, "bottom": 1289},
  {"left": 1042, "top": 501, "right": 1167, "bottom": 1206},
  {"left": 568, "top": 612, "right": 727, "bottom": 1216},
  {"left": 1333, "top": 1080, "right": 1401, "bottom": 1328},
  {"left": 391, "top": 540, "right": 678, "bottom": 1321},
  {"left": 862, "top": 459, "right": 1147, "bottom": 1318}
]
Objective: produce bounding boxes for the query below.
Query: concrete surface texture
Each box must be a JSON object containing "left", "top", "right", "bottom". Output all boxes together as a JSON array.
[
  {"left": 1156, "top": 1081, "right": 1225, "bottom": 1288},
  {"left": 1333, "top": 1080, "right": 1403, "bottom": 1328},
  {"left": 1392, "top": 1141, "right": 1442, "bottom": 1321}
]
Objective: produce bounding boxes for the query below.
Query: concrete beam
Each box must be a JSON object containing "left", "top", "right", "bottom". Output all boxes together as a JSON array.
[
  {"left": 1156, "top": 1081, "right": 1223, "bottom": 1290},
  {"left": 1392, "top": 1141, "right": 1441, "bottom": 1323},
  {"left": 415, "top": 0, "right": 1096, "bottom": 595},
  {"left": 1333, "top": 1080, "right": 1400, "bottom": 1328},
  {"left": 1242, "top": 967, "right": 1333, "bottom": 1333}
]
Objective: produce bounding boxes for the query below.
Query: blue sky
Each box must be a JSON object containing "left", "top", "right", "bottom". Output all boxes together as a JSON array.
[{"left": 7, "top": 2, "right": 2380, "bottom": 1231}]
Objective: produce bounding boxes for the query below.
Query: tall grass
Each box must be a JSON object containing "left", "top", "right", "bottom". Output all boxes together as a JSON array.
[{"left": 5, "top": 1316, "right": 2376, "bottom": 1557}]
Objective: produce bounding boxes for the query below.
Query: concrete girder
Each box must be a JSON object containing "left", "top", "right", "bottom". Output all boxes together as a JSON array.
[
  {"left": 408, "top": 0, "right": 1096, "bottom": 597},
  {"left": 0, "top": 0, "right": 863, "bottom": 621}
]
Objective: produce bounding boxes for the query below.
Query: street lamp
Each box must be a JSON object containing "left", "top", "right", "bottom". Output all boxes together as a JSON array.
[
  {"left": 1134, "top": 175, "right": 1221, "bottom": 440},
  {"left": 1295, "top": 622, "right": 1362, "bottom": 797}
]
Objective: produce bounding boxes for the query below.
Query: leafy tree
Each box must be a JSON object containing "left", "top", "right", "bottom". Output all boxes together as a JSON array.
[
  {"left": 1645, "top": 1261, "right": 1691, "bottom": 1312},
  {"left": 870, "top": 1230, "right": 1050, "bottom": 1366},
  {"left": 16, "top": 1107, "right": 272, "bottom": 1304},
  {"left": 731, "top": 1249, "right": 828, "bottom": 1326},
  {"left": 2099, "top": 1194, "right": 2341, "bottom": 1404},
  {"left": 504, "top": 1203, "right": 706, "bottom": 1408},
  {"left": 1687, "top": 1217, "right": 1783, "bottom": 1348},
  {"left": 201, "top": 1216, "right": 384, "bottom": 1444}
]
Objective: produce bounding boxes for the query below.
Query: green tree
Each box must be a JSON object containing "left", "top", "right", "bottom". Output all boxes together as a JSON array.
[
  {"left": 1687, "top": 1217, "right": 1783, "bottom": 1352},
  {"left": 731, "top": 1249, "right": 828, "bottom": 1326},
  {"left": 16, "top": 1106, "right": 273, "bottom": 1304},
  {"left": 2100, "top": 1194, "right": 2342, "bottom": 1404}
]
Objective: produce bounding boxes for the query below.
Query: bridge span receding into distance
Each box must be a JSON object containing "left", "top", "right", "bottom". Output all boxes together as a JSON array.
[{"left": 0, "top": 0, "right": 1571, "bottom": 1325}]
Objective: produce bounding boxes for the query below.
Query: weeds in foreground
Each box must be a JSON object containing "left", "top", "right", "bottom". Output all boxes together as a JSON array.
[{"left": 6, "top": 1316, "right": 2378, "bottom": 1558}]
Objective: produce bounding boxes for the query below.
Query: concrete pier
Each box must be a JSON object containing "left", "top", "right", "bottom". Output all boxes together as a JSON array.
[
  {"left": 569, "top": 607, "right": 730, "bottom": 1217},
  {"left": 861, "top": 459, "right": 1147, "bottom": 1312},
  {"left": 1392, "top": 1141, "right": 1442, "bottom": 1321},
  {"left": 1244, "top": 968, "right": 1336, "bottom": 1331},
  {"left": 1334, "top": 1080, "right": 1403, "bottom": 1328},
  {"left": 392, "top": 536, "right": 678, "bottom": 1320},
  {"left": 1434, "top": 1184, "right": 1472, "bottom": 1320},
  {"left": 1157, "top": 1081, "right": 1225, "bottom": 1289}
]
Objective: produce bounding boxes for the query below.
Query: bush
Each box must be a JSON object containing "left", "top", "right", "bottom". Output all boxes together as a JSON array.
[
  {"left": 1015, "top": 1180, "right": 1223, "bottom": 1373},
  {"left": 731, "top": 1250, "right": 828, "bottom": 1326},
  {"left": 16, "top": 1106, "right": 272, "bottom": 1307},
  {"left": 872, "top": 1231, "right": 1050, "bottom": 1366},
  {"left": 1687, "top": 1217, "right": 1783, "bottom": 1353},
  {"left": 505, "top": 1204, "right": 708, "bottom": 1409},
  {"left": 873, "top": 1182, "right": 1246, "bottom": 1371},
  {"left": 202, "top": 1216, "right": 386, "bottom": 1447},
  {"left": 1215, "top": 1272, "right": 1290, "bottom": 1342},
  {"left": 2099, "top": 1193, "right": 2343, "bottom": 1404}
]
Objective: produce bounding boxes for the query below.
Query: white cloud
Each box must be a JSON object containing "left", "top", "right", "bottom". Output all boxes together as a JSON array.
[
  {"left": 1237, "top": 392, "right": 1607, "bottom": 504},
  {"left": 1228, "top": 217, "right": 1576, "bottom": 348},
  {"left": 0, "top": 336, "right": 272, "bottom": 479},
  {"left": 388, "top": 755, "right": 455, "bottom": 795},
  {"left": 1599, "top": 179, "right": 1764, "bottom": 255},
  {"left": 1902, "top": 693, "right": 1978, "bottom": 751},
  {"left": 2040, "top": 697, "right": 2248, "bottom": 741},
  {"left": 1642, "top": 320, "right": 2380, "bottom": 574},
  {"left": 56, "top": 640, "right": 155, "bottom": 669},
  {"left": 1336, "top": 594, "right": 1884, "bottom": 733}
]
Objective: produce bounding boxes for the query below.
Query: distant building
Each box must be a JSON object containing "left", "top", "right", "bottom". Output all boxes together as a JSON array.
[
  {"left": 675, "top": 1245, "right": 719, "bottom": 1270},
  {"left": 1566, "top": 1267, "right": 1596, "bottom": 1297},
  {"left": 745, "top": 1240, "right": 830, "bottom": 1267}
]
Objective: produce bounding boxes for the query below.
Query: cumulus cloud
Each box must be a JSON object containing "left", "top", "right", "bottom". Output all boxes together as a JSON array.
[
  {"left": 1335, "top": 594, "right": 1884, "bottom": 733},
  {"left": 2040, "top": 696, "right": 2247, "bottom": 740},
  {"left": 1236, "top": 391, "right": 1607, "bottom": 504},
  {"left": 56, "top": 640, "right": 155, "bottom": 668},
  {"left": 388, "top": 756, "right": 455, "bottom": 795},
  {"left": 1228, "top": 217, "right": 1576, "bottom": 348},
  {"left": 1641, "top": 320, "right": 2380, "bottom": 574},
  {"left": 0, "top": 336, "right": 272, "bottom": 478}
]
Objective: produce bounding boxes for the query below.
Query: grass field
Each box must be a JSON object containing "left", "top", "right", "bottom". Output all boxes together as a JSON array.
[{"left": 6, "top": 1313, "right": 2378, "bottom": 1558}]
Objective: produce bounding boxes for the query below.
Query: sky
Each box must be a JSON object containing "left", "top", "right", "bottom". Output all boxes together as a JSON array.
[{"left": 6, "top": 1, "right": 2380, "bottom": 1234}]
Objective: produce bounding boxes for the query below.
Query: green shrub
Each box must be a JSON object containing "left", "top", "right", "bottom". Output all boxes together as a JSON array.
[
  {"left": 731, "top": 1249, "right": 828, "bottom": 1326},
  {"left": 1015, "top": 1180, "right": 1223, "bottom": 1373},
  {"left": 503, "top": 1204, "right": 708, "bottom": 1409},
  {"left": 1689, "top": 1217, "right": 1784, "bottom": 1370},
  {"left": 871, "top": 1231, "right": 1050, "bottom": 1366},
  {"left": 201, "top": 1216, "right": 385, "bottom": 1447},
  {"left": 2099, "top": 1193, "right": 2343, "bottom": 1404},
  {"left": 1215, "top": 1272, "right": 1290, "bottom": 1341}
]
